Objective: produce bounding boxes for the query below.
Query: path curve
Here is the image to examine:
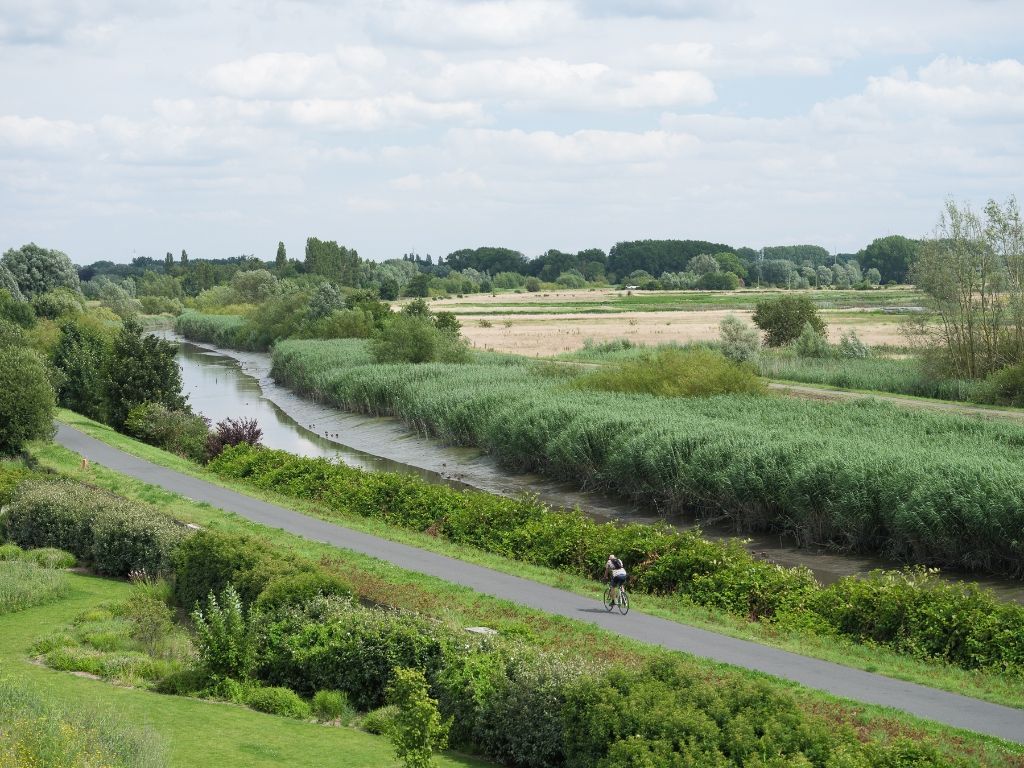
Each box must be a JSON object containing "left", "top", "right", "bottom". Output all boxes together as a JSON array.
[{"left": 55, "top": 423, "right": 1024, "bottom": 744}]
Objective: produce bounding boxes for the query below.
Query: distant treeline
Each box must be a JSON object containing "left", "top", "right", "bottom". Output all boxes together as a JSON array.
[{"left": 73, "top": 234, "right": 919, "bottom": 301}]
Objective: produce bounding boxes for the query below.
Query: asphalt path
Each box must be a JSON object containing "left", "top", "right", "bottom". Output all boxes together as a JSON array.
[{"left": 55, "top": 423, "right": 1024, "bottom": 744}]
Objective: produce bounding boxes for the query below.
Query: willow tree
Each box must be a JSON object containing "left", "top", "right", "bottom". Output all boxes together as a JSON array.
[{"left": 912, "top": 198, "right": 1024, "bottom": 378}]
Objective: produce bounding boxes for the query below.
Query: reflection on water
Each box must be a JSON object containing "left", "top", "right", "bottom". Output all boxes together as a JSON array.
[{"left": 164, "top": 332, "right": 1024, "bottom": 603}]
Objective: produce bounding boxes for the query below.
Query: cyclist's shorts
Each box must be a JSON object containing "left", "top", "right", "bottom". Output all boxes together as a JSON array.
[{"left": 611, "top": 573, "right": 627, "bottom": 587}]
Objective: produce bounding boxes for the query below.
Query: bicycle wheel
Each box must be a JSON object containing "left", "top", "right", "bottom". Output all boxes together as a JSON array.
[
  {"left": 603, "top": 586, "right": 614, "bottom": 611},
  {"left": 617, "top": 589, "right": 629, "bottom": 615}
]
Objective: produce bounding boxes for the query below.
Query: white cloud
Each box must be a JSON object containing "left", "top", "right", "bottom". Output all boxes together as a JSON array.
[
  {"left": 430, "top": 57, "right": 714, "bottom": 108},
  {"left": 450, "top": 127, "right": 698, "bottom": 165},
  {"left": 0, "top": 115, "right": 90, "bottom": 150},
  {"left": 286, "top": 95, "right": 484, "bottom": 130}
]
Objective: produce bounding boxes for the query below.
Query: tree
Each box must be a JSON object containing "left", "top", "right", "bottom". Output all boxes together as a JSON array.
[
  {"left": 0, "top": 346, "right": 55, "bottom": 456},
  {"left": 104, "top": 317, "right": 186, "bottom": 427},
  {"left": 859, "top": 235, "right": 918, "bottom": 284},
  {"left": 305, "top": 237, "right": 360, "bottom": 286},
  {"left": 752, "top": 295, "right": 826, "bottom": 347},
  {"left": 230, "top": 269, "right": 278, "bottom": 303},
  {"left": 275, "top": 241, "right": 286, "bottom": 271},
  {"left": 865, "top": 267, "right": 881, "bottom": 287},
  {"left": 379, "top": 277, "right": 400, "bottom": 301},
  {"left": 761, "top": 244, "right": 831, "bottom": 266},
  {"left": 0, "top": 263, "right": 24, "bottom": 301},
  {"left": 607, "top": 240, "right": 733, "bottom": 281},
  {"left": 370, "top": 315, "right": 468, "bottom": 364},
  {"left": 386, "top": 668, "right": 450, "bottom": 768},
  {"left": 165, "top": 252, "right": 174, "bottom": 269},
  {"left": 1, "top": 243, "right": 80, "bottom": 298},
  {"left": 0, "top": 289, "right": 35, "bottom": 327},
  {"left": 403, "top": 273, "right": 431, "bottom": 298},
  {"left": 687, "top": 254, "right": 720, "bottom": 276},
  {"left": 444, "top": 246, "right": 528, "bottom": 274},
  {"left": 912, "top": 198, "right": 1023, "bottom": 377},
  {"left": 816, "top": 266, "right": 833, "bottom": 288},
  {"left": 181, "top": 249, "right": 189, "bottom": 267},
  {"left": 53, "top": 320, "right": 109, "bottom": 422},
  {"left": 307, "top": 282, "right": 346, "bottom": 320}
]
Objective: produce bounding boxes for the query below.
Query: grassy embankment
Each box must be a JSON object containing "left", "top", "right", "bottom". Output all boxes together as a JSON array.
[
  {"left": 53, "top": 409, "right": 1024, "bottom": 712},
  {"left": 25, "top": 436, "right": 1024, "bottom": 765},
  {"left": 0, "top": 571, "right": 489, "bottom": 768}
]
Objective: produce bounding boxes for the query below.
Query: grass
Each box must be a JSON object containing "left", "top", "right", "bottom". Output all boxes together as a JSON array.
[
  {"left": 46, "top": 411, "right": 1024, "bottom": 712},
  {"left": 0, "top": 572, "right": 491, "bottom": 768},
  {"left": 0, "top": 559, "right": 70, "bottom": 614},
  {"left": 269, "top": 338, "right": 1024, "bottom": 578},
  {"left": 433, "top": 288, "right": 928, "bottom": 314}
]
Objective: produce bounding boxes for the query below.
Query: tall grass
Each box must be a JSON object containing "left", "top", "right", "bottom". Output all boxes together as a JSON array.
[
  {"left": 0, "top": 676, "right": 166, "bottom": 767},
  {"left": 759, "top": 353, "right": 985, "bottom": 401},
  {"left": 273, "top": 338, "right": 1024, "bottom": 577},
  {"left": 0, "top": 560, "right": 69, "bottom": 614},
  {"left": 174, "top": 311, "right": 249, "bottom": 349}
]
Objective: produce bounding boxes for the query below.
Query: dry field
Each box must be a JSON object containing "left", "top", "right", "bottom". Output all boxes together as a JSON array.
[{"left": 425, "top": 290, "right": 914, "bottom": 356}]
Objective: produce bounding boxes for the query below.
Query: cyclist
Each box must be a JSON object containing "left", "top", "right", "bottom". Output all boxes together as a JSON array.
[{"left": 605, "top": 553, "right": 628, "bottom": 604}]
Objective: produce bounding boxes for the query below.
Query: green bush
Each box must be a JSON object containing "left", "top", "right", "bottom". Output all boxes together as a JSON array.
[
  {"left": 254, "top": 570, "right": 352, "bottom": 615},
  {"left": 312, "top": 689, "right": 355, "bottom": 723},
  {"left": 0, "top": 542, "right": 22, "bottom": 560},
  {"left": 983, "top": 361, "right": 1024, "bottom": 407},
  {"left": 192, "top": 584, "right": 256, "bottom": 681},
  {"left": 718, "top": 314, "right": 760, "bottom": 363},
  {"left": 525, "top": 277, "right": 541, "bottom": 292},
  {"left": 370, "top": 315, "right": 469, "bottom": 364},
  {"left": 386, "top": 667, "right": 450, "bottom": 768},
  {"left": 362, "top": 704, "right": 399, "bottom": 735},
  {"left": 123, "top": 402, "right": 210, "bottom": 462},
  {"left": 256, "top": 596, "right": 449, "bottom": 710},
  {"left": 172, "top": 530, "right": 308, "bottom": 610},
  {"left": 838, "top": 329, "right": 870, "bottom": 359},
  {"left": 752, "top": 294, "right": 826, "bottom": 346},
  {"left": 792, "top": 321, "right": 832, "bottom": 358},
  {"left": 3, "top": 480, "right": 185, "bottom": 577},
  {"left": 243, "top": 685, "right": 311, "bottom": 719},
  {"left": 573, "top": 348, "right": 765, "bottom": 398}
]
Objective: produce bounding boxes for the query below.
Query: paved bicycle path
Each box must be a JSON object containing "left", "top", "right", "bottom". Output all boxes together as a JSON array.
[{"left": 55, "top": 423, "right": 1024, "bottom": 744}]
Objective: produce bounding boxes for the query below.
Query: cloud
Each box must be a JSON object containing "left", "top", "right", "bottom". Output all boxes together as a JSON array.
[
  {"left": 450, "top": 127, "right": 698, "bottom": 165},
  {"left": 0, "top": 115, "right": 90, "bottom": 150},
  {"left": 286, "top": 95, "right": 484, "bottom": 130},
  {"left": 430, "top": 57, "right": 715, "bottom": 108},
  {"left": 368, "top": 0, "right": 575, "bottom": 47}
]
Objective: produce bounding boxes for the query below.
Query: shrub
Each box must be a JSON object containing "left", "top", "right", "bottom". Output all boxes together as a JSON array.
[
  {"left": 792, "top": 321, "right": 832, "bottom": 358},
  {"left": 752, "top": 294, "right": 826, "bottom": 346},
  {"left": 718, "top": 314, "right": 760, "bottom": 363},
  {"left": 574, "top": 348, "right": 765, "bottom": 398},
  {"left": 255, "top": 570, "right": 352, "bottom": 615},
  {"left": 387, "top": 667, "right": 450, "bottom": 768},
  {"left": 362, "top": 705, "right": 399, "bottom": 735},
  {"left": 370, "top": 315, "right": 469, "bottom": 364},
  {"left": 0, "top": 542, "right": 22, "bottom": 560},
  {"left": 838, "top": 329, "right": 870, "bottom": 359},
  {"left": 555, "top": 271, "right": 586, "bottom": 289},
  {"left": 124, "top": 402, "right": 210, "bottom": 462},
  {"left": 192, "top": 584, "right": 257, "bottom": 680},
  {"left": 205, "top": 417, "right": 263, "bottom": 461},
  {"left": 139, "top": 296, "right": 184, "bottom": 315},
  {"left": 243, "top": 685, "right": 310, "bottom": 719},
  {"left": 256, "top": 597, "right": 449, "bottom": 710},
  {"left": 525, "top": 277, "right": 541, "bottom": 292},
  {"left": 0, "top": 346, "right": 55, "bottom": 456},
  {"left": 983, "top": 361, "right": 1024, "bottom": 407},
  {"left": 312, "top": 689, "right": 355, "bottom": 723},
  {"left": 697, "top": 271, "right": 739, "bottom": 290},
  {"left": 172, "top": 530, "right": 307, "bottom": 610}
]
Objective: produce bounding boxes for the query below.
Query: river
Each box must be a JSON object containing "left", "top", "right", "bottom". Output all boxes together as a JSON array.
[{"left": 164, "top": 332, "right": 1024, "bottom": 602}]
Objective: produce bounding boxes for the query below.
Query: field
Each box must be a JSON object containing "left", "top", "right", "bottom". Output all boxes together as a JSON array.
[{"left": 423, "top": 289, "right": 920, "bottom": 356}]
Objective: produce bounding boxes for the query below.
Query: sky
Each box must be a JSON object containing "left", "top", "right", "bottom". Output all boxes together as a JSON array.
[{"left": 1, "top": 1, "right": 1022, "bottom": 265}]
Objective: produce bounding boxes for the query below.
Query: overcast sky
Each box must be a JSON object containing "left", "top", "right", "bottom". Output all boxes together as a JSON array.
[{"left": 2, "top": 1, "right": 1022, "bottom": 265}]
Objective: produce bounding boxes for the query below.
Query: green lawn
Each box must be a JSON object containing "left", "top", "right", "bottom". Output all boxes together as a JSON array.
[
  {"left": 48, "top": 409, "right": 1024, "bottom": 712},
  {"left": 0, "top": 572, "right": 489, "bottom": 768}
]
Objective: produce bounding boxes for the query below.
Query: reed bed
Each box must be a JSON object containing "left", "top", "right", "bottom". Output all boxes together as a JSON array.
[{"left": 272, "top": 339, "right": 1024, "bottom": 577}]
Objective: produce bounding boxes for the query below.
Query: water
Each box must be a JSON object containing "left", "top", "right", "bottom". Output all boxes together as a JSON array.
[{"left": 164, "top": 332, "right": 1024, "bottom": 602}]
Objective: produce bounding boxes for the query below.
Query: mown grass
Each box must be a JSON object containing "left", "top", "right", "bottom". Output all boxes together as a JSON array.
[
  {"left": 45, "top": 412, "right": 1024, "bottom": 712},
  {"left": 0, "top": 573, "right": 491, "bottom": 768},
  {"left": 270, "top": 339, "right": 1024, "bottom": 578}
]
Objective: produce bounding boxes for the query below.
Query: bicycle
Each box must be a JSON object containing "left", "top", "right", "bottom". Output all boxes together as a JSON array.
[{"left": 603, "top": 581, "right": 629, "bottom": 615}]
